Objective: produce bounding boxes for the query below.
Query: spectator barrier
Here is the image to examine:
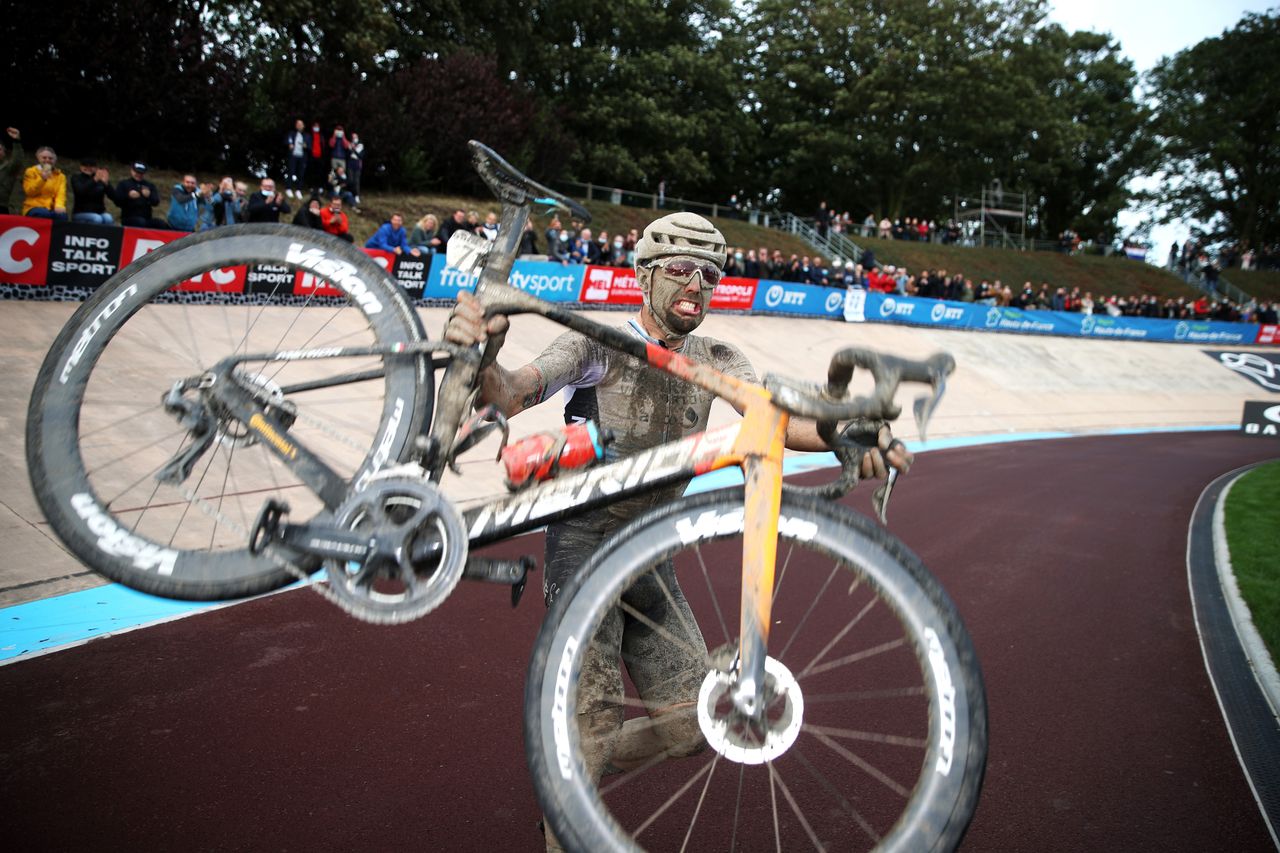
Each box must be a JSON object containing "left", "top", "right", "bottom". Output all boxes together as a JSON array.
[{"left": 0, "top": 216, "right": 1274, "bottom": 346}]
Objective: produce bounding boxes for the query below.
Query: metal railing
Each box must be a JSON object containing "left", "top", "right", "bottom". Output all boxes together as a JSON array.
[{"left": 551, "top": 179, "right": 776, "bottom": 227}]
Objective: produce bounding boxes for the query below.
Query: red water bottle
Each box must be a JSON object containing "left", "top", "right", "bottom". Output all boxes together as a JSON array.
[{"left": 501, "top": 421, "right": 608, "bottom": 489}]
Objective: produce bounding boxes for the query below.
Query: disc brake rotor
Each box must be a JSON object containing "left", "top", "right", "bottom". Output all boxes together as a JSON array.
[{"left": 697, "top": 656, "right": 804, "bottom": 765}]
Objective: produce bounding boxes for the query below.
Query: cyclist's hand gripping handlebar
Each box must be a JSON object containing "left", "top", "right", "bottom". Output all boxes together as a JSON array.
[{"left": 762, "top": 349, "right": 955, "bottom": 521}]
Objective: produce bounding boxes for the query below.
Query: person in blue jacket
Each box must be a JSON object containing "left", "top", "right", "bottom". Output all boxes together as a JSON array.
[{"left": 364, "top": 213, "right": 422, "bottom": 257}]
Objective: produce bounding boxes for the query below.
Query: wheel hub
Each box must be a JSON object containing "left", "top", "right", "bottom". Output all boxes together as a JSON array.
[{"left": 697, "top": 656, "right": 804, "bottom": 765}]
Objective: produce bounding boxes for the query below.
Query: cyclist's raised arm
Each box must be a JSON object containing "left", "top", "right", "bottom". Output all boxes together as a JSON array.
[{"left": 444, "top": 291, "right": 544, "bottom": 417}]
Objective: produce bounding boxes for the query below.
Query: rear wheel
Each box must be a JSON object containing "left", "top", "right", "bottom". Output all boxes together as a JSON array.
[
  {"left": 26, "top": 225, "right": 431, "bottom": 600},
  {"left": 525, "top": 488, "right": 987, "bottom": 852}
]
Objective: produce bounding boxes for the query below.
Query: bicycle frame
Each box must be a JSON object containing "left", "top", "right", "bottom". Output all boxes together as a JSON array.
[{"left": 209, "top": 276, "right": 795, "bottom": 717}]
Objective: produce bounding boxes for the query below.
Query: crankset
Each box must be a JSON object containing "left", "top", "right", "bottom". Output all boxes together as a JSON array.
[{"left": 249, "top": 472, "right": 536, "bottom": 621}]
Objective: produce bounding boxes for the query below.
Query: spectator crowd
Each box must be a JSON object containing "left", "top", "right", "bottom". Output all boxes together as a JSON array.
[{"left": 1, "top": 123, "right": 1274, "bottom": 327}]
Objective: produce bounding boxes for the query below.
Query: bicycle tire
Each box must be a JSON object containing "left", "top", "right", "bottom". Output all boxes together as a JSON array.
[
  {"left": 524, "top": 487, "right": 987, "bottom": 852},
  {"left": 26, "top": 224, "right": 432, "bottom": 600}
]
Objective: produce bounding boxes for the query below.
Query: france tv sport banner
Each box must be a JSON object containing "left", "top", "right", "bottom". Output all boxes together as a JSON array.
[{"left": 421, "top": 257, "right": 585, "bottom": 302}]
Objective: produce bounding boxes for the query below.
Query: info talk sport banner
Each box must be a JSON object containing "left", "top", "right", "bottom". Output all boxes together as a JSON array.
[{"left": 1, "top": 215, "right": 1275, "bottom": 346}]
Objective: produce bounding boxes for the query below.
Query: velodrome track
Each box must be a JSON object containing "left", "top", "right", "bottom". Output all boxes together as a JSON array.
[{"left": 1, "top": 302, "right": 1278, "bottom": 850}]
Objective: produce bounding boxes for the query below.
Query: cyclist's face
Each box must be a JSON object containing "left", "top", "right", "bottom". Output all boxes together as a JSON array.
[{"left": 648, "top": 255, "right": 716, "bottom": 335}]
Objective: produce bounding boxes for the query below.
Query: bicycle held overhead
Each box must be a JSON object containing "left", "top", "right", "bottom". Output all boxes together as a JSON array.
[{"left": 26, "top": 140, "right": 985, "bottom": 852}]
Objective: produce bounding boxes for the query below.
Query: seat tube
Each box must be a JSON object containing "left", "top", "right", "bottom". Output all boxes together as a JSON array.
[{"left": 733, "top": 451, "right": 784, "bottom": 719}]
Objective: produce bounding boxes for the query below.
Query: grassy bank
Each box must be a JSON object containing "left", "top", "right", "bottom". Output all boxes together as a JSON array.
[
  {"left": 1224, "top": 460, "right": 1280, "bottom": 667},
  {"left": 34, "top": 160, "right": 1213, "bottom": 303}
]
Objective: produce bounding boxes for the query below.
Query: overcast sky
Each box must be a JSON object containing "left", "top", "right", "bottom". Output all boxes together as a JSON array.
[
  {"left": 1045, "top": 0, "right": 1271, "bottom": 70},
  {"left": 1043, "top": 1, "right": 1272, "bottom": 256}
]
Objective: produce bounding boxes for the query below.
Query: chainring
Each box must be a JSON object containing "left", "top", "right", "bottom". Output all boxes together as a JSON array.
[{"left": 324, "top": 471, "right": 468, "bottom": 624}]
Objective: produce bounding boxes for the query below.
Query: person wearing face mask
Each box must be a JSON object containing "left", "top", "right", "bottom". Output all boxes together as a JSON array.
[
  {"left": 246, "top": 177, "right": 291, "bottom": 223},
  {"left": 445, "top": 213, "right": 911, "bottom": 851},
  {"left": 608, "top": 234, "right": 627, "bottom": 266},
  {"left": 284, "top": 118, "right": 308, "bottom": 199},
  {"left": 328, "top": 124, "right": 351, "bottom": 172},
  {"left": 319, "top": 196, "right": 353, "bottom": 242},
  {"left": 346, "top": 132, "right": 364, "bottom": 205},
  {"left": 22, "top": 146, "right": 68, "bottom": 220}
]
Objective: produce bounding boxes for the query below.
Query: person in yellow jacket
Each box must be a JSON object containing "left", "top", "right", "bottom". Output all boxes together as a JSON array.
[{"left": 23, "top": 146, "right": 68, "bottom": 220}]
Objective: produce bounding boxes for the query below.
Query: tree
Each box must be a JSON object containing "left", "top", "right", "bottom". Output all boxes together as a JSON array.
[
  {"left": 1012, "top": 26, "right": 1151, "bottom": 242},
  {"left": 1146, "top": 11, "right": 1280, "bottom": 249}
]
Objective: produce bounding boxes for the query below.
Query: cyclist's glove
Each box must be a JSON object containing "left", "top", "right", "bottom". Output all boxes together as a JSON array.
[{"left": 840, "top": 417, "right": 911, "bottom": 480}]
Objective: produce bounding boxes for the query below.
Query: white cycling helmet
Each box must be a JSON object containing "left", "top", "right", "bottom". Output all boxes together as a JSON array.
[{"left": 634, "top": 212, "right": 727, "bottom": 269}]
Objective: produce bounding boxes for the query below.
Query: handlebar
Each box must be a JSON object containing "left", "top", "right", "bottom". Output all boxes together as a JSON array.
[
  {"left": 763, "top": 349, "right": 954, "bottom": 439},
  {"left": 767, "top": 348, "right": 955, "bottom": 515}
]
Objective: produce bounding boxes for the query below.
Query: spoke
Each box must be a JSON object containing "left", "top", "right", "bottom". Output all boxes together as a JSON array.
[
  {"left": 802, "top": 686, "right": 927, "bottom": 703},
  {"left": 728, "top": 761, "right": 746, "bottom": 852},
  {"left": 799, "top": 638, "right": 906, "bottom": 679},
  {"left": 619, "top": 599, "right": 710, "bottom": 666},
  {"left": 692, "top": 544, "right": 731, "bottom": 646},
  {"left": 211, "top": 440, "right": 238, "bottom": 549},
  {"left": 82, "top": 425, "right": 190, "bottom": 472},
  {"left": 792, "top": 746, "right": 881, "bottom": 845},
  {"left": 179, "top": 304, "right": 207, "bottom": 369},
  {"left": 803, "top": 723, "right": 927, "bottom": 749},
  {"left": 679, "top": 752, "right": 720, "bottom": 853},
  {"left": 631, "top": 758, "right": 715, "bottom": 840},
  {"left": 777, "top": 562, "right": 841, "bottom": 659},
  {"left": 799, "top": 595, "right": 878, "bottom": 678},
  {"left": 772, "top": 539, "right": 797, "bottom": 599},
  {"left": 809, "top": 728, "right": 910, "bottom": 798},
  {"left": 98, "top": 430, "right": 193, "bottom": 508},
  {"left": 768, "top": 760, "right": 825, "bottom": 851},
  {"left": 768, "top": 750, "right": 782, "bottom": 853},
  {"left": 599, "top": 738, "right": 709, "bottom": 799},
  {"left": 651, "top": 569, "right": 701, "bottom": 661},
  {"left": 76, "top": 403, "right": 168, "bottom": 442}
]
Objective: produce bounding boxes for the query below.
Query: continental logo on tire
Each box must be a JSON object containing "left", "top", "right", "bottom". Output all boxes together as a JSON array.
[{"left": 249, "top": 413, "right": 298, "bottom": 459}]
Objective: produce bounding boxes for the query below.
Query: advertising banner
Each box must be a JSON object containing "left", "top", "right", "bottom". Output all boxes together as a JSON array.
[
  {"left": 1240, "top": 401, "right": 1280, "bottom": 438},
  {"left": 507, "top": 261, "right": 584, "bottom": 302},
  {"left": 580, "top": 264, "right": 640, "bottom": 305},
  {"left": 843, "top": 287, "right": 867, "bottom": 322},
  {"left": 1256, "top": 324, "right": 1279, "bottom": 346},
  {"left": 1203, "top": 349, "right": 1280, "bottom": 393},
  {"left": 711, "top": 277, "right": 758, "bottom": 312},
  {"left": 46, "top": 222, "right": 125, "bottom": 286},
  {"left": 0, "top": 216, "right": 51, "bottom": 286},
  {"left": 750, "top": 279, "right": 845, "bottom": 318}
]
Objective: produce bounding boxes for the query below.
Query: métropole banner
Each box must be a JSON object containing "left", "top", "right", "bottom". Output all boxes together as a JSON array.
[{"left": 1, "top": 215, "right": 1274, "bottom": 345}]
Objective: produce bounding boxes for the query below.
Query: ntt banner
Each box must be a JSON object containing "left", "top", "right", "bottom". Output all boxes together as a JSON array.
[
  {"left": 751, "top": 279, "right": 846, "bottom": 317},
  {"left": 856, "top": 291, "right": 1263, "bottom": 345}
]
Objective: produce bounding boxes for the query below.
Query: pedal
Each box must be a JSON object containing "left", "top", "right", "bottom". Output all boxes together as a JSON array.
[{"left": 462, "top": 556, "right": 537, "bottom": 607}]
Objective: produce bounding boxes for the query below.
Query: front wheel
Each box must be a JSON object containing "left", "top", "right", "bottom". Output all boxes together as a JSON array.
[{"left": 524, "top": 488, "right": 987, "bottom": 852}]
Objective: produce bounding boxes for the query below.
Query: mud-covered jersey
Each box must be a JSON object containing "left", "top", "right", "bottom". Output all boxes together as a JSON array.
[
  {"left": 530, "top": 319, "right": 757, "bottom": 460},
  {"left": 529, "top": 319, "right": 755, "bottom": 521}
]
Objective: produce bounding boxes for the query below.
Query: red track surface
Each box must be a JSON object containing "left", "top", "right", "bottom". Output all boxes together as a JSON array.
[{"left": 2, "top": 432, "right": 1277, "bottom": 851}]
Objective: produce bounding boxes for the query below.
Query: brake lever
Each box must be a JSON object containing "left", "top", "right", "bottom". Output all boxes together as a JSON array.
[{"left": 871, "top": 468, "right": 898, "bottom": 525}]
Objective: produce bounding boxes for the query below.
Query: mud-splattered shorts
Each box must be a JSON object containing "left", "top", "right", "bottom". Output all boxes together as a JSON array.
[{"left": 544, "top": 507, "right": 708, "bottom": 716}]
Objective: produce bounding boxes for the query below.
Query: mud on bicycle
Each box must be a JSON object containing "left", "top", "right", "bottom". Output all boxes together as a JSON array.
[{"left": 26, "top": 142, "right": 987, "bottom": 851}]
